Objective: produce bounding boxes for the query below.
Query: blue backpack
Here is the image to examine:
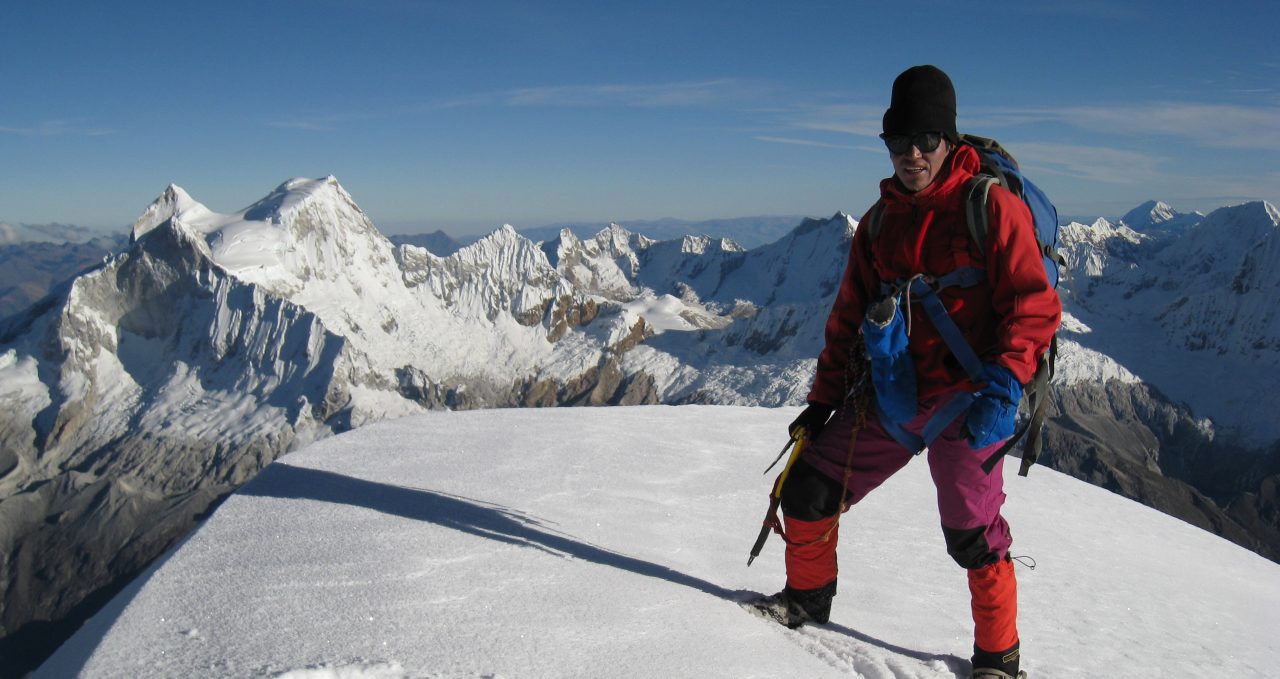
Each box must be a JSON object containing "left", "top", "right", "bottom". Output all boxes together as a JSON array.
[
  {"left": 960, "top": 134, "right": 1064, "bottom": 289},
  {"left": 863, "top": 134, "right": 1064, "bottom": 476}
]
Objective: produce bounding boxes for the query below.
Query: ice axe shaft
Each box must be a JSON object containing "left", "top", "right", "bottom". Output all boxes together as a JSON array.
[
  {"left": 746, "top": 504, "right": 777, "bottom": 567},
  {"left": 747, "top": 428, "right": 807, "bottom": 566},
  {"left": 762, "top": 433, "right": 796, "bottom": 475}
]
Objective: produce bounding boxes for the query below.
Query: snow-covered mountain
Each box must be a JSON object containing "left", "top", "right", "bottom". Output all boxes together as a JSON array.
[
  {"left": 0, "top": 178, "right": 852, "bottom": 675},
  {"left": 1044, "top": 203, "right": 1280, "bottom": 571},
  {"left": 1058, "top": 201, "right": 1280, "bottom": 441},
  {"left": 34, "top": 407, "right": 1280, "bottom": 678},
  {"left": 1, "top": 179, "right": 1277, "bottom": 676},
  {"left": 1118, "top": 200, "right": 1204, "bottom": 238},
  {"left": 521, "top": 214, "right": 808, "bottom": 249}
]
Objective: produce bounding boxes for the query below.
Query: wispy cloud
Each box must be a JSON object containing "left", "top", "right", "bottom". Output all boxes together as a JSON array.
[
  {"left": 779, "top": 98, "right": 1280, "bottom": 152},
  {"left": 264, "top": 101, "right": 460, "bottom": 130},
  {"left": 265, "top": 79, "right": 766, "bottom": 131},
  {"left": 0, "top": 119, "right": 115, "bottom": 137},
  {"left": 267, "top": 118, "right": 342, "bottom": 131},
  {"left": 1162, "top": 171, "right": 1280, "bottom": 206},
  {"left": 742, "top": 102, "right": 888, "bottom": 155},
  {"left": 500, "top": 79, "right": 761, "bottom": 108},
  {"left": 1064, "top": 103, "right": 1280, "bottom": 149},
  {"left": 1009, "top": 142, "right": 1169, "bottom": 184},
  {"left": 784, "top": 103, "right": 885, "bottom": 139},
  {"left": 752, "top": 135, "right": 866, "bottom": 152},
  {"left": 1003, "top": 0, "right": 1142, "bottom": 20},
  {"left": 974, "top": 102, "right": 1280, "bottom": 150}
]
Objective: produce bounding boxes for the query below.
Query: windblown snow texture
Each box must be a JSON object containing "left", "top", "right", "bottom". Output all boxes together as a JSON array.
[{"left": 35, "top": 407, "right": 1280, "bottom": 679}]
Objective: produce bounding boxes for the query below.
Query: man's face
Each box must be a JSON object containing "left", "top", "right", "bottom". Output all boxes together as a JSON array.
[{"left": 889, "top": 136, "right": 952, "bottom": 193}]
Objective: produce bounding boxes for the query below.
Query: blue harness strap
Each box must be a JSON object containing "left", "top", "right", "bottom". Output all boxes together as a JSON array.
[
  {"left": 876, "top": 392, "right": 975, "bottom": 454},
  {"left": 875, "top": 267, "right": 987, "bottom": 453},
  {"left": 910, "top": 273, "right": 985, "bottom": 383},
  {"left": 880, "top": 267, "right": 986, "bottom": 383}
]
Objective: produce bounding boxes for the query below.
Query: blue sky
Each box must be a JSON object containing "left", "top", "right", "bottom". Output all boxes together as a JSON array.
[{"left": 2, "top": 1, "right": 1277, "bottom": 236}]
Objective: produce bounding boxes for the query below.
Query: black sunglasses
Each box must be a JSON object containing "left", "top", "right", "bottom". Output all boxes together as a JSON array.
[{"left": 880, "top": 132, "right": 944, "bottom": 155}]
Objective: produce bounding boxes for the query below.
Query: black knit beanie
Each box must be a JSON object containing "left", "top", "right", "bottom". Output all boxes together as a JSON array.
[{"left": 882, "top": 65, "right": 958, "bottom": 142}]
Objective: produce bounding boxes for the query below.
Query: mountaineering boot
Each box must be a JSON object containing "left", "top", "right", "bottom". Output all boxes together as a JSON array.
[
  {"left": 785, "top": 580, "right": 836, "bottom": 624},
  {"left": 745, "top": 580, "right": 837, "bottom": 629},
  {"left": 971, "top": 640, "right": 1022, "bottom": 679},
  {"left": 971, "top": 668, "right": 1027, "bottom": 679}
]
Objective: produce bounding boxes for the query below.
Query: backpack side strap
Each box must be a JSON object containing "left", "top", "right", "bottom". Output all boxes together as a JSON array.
[{"left": 1016, "top": 335, "right": 1056, "bottom": 476}]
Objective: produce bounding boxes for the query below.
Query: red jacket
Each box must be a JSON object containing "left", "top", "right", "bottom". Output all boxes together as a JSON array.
[{"left": 808, "top": 144, "right": 1061, "bottom": 406}]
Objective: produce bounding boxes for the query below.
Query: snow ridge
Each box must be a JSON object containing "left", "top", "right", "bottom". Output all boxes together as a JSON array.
[{"left": 34, "top": 407, "right": 1280, "bottom": 679}]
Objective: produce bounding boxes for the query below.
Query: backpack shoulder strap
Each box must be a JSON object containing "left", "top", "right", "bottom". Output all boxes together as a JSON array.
[
  {"left": 964, "top": 174, "right": 997, "bottom": 254},
  {"left": 864, "top": 199, "right": 887, "bottom": 241}
]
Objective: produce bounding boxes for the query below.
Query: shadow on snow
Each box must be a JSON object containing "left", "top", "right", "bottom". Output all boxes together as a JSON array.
[{"left": 240, "top": 463, "right": 965, "bottom": 674}]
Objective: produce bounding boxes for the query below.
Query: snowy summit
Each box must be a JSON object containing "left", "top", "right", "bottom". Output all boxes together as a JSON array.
[{"left": 38, "top": 407, "right": 1280, "bottom": 679}]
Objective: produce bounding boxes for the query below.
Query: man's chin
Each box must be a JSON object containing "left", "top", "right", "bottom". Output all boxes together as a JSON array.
[{"left": 897, "top": 173, "right": 930, "bottom": 192}]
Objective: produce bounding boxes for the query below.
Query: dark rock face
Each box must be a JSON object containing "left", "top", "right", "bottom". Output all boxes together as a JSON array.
[
  {"left": 0, "top": 232, "right": 353, "bottom": 677},
  {"left": 1038, "top": 380, "right": 1279, "bottom": 561}
]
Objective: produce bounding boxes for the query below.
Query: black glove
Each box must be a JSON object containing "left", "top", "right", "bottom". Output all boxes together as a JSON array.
[{"left": 789, "top": 403, "right": 834, "bottom": 440}]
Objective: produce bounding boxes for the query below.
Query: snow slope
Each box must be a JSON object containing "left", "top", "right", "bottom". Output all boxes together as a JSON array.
[{"left": 38, "top": 406, "right": 1280, "bottom": 679}]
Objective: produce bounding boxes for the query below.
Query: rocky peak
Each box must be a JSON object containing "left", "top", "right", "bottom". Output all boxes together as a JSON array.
[{"left": 130, "top": 184, "right": 207, "bottom": 243}]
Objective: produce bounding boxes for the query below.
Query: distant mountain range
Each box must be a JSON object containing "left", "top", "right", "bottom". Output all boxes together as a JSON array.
[
  {"left": 0, "top": 222, "right": 117, "bottom": 246},
  {"left": 0, "top": 204, "right": 1203, "bottom": 316},
  {"left": 0, "top": 233, "right": 127, "bottom": 318},
  {"left": 0, "top": 180, "right": 1276, "bottom": 675}
]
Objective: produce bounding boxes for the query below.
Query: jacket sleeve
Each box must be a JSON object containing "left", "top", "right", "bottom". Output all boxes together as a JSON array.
[
  {"left": 807, "top": 213, "right": 879, "bottom": 406},
  {"left": 983, "top": 187, "right": 1062, "bottom": 384}
]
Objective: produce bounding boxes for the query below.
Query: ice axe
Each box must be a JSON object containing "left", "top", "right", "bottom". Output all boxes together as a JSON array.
[{"left": 746, "top": 427, "right": 808, "bottom": 566}]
